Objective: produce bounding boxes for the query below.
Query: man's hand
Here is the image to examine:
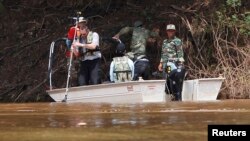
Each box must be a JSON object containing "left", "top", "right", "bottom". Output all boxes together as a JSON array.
[
  {"left": 112, "top": 34, "right": 120, "bottom": 40},
  {"left": 158, "top": 63, "right": 163, "bottom": 72},
  {"left": 72, "top": 42, "right": 84, "bottom": 47},
  {"left": 71, "top": 43, "right": 80, "bottom": 57}
]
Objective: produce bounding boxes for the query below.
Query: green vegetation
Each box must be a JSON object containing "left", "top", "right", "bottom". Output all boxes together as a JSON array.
[{"left": 216, "top": 0, "right": 250, "bottom": 35}]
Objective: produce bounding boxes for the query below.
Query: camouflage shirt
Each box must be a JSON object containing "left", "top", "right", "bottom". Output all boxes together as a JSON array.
[
  {"left": 160, "top": 37, "right": 184, "bottom": 63},
  {"left": 130, "top": 27, "right": 149, "bottom": 56},
  {"left": 118, "top": 26, "right": 157, "bottom": 59}
]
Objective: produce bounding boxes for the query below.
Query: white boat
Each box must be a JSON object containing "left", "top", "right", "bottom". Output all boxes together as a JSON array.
[
  {"left": 47, "top": 39, "right": 225, "bottom": 103},
  {"left": 46, "top": 78, "right": 225, "bottom": 103}
]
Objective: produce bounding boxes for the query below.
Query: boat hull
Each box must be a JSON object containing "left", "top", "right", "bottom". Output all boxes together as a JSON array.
[
  {"left": 47, "top": 78, "right": 224, "bottom": 103},
  {"left": 47, "top": 80, "right": 168, "bottom": 103}
]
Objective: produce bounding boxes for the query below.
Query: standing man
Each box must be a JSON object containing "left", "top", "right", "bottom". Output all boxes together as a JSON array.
[
  {"left": 72, "top": 20, "right": 101, "bottom": 86},
  {"left": 158, "top": 24, "right": 185, "bottom": 101},
  {"left": 112, "top": 20, "right": 158, "bottom": 80},
  {"left": 109, "top": 41, "right": 134, "bottom": 83},
  {"left": 158, "top": 24, "right": 184, "bottom": 72}
]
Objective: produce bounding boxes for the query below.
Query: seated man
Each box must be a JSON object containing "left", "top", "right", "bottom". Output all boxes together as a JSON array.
[{"left": 109, "top": 42, "right": 134, "bottom": 83}]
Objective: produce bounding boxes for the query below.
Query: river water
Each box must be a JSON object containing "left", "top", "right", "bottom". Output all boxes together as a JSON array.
[{"left": 0, "top": 100, "right": 250, "bottom": 141}]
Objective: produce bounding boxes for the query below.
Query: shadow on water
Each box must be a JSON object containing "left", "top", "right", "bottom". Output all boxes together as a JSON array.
[{"left": 0, "top": 100, "right": 250, "bottom": 141}]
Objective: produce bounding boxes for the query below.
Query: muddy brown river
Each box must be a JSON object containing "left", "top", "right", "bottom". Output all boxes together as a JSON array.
[{"left": 0, "top": 100, "right": 250, "bottom": 141}]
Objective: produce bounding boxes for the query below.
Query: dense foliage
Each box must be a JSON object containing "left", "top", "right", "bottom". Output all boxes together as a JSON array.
[{"left": 0, "top": 0, "right": 249, "bottom": 102}]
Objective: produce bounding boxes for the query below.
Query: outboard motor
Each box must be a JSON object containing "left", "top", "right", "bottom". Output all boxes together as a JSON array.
[{"left": 165, "top": 61, "right": 186, "bottom": 101}]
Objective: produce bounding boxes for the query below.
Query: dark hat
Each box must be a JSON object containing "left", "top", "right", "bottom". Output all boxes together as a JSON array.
[{"left": 116, "top": 42, "right": 126, "bottom": 54}]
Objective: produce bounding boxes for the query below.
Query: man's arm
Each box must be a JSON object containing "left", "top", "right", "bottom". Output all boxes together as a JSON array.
[
  {"left": 113, "top": 27, "right": 133, "bottom": 39},
  {"left": 160, "top": 43, "right": 165, "bottom": 63},
  {"left": 174, "top": 39, "right": 184, "bottom": 62},
  {"left": 158, "top": 44, "right": 165, "bottom": 71},
  {"left": 176, "top": 46, "right": 184, "bottom": 61},
  {"left": 74, "top": 32, "right": 99, "bottom": 50}
]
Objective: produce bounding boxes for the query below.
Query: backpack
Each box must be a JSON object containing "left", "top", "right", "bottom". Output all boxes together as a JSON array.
[{"left": 113, "top": 56, "right": 132, "bottom": 82}]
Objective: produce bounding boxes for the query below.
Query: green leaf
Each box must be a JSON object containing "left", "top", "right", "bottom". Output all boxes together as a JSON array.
[
  {"left": 226, "top": 0, "right": 241, "bottom": 7},
  {"left": 245, "top": 15, "right": 250, "bottom": 24}
]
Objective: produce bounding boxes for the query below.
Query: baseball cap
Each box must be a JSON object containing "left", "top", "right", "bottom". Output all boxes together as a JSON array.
[
  {"left": 166, "top": 24, "right": 176, "bottom": 30},
  {"left": 78, "top": 17, "right": 87, "bottom": 23}
]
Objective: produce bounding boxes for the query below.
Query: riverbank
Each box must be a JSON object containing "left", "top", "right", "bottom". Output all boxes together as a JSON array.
[{"left": 0, "top": 0, "right": 249, "bottom": 102}]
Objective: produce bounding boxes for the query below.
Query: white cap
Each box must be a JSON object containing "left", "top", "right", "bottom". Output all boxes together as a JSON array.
[
  {"left": 166, "top": 24, "right": 176, "bottom": 30},
  {"left": 78, "top": 17, "right": 87, "bottom": 23}
]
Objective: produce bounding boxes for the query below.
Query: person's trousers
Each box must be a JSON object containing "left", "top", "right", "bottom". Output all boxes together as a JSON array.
[
  {"left": 78, "top": 58, "right": 101, "bottom": 86},
  {"left": 133, "top": 60, "right": 150, "bottom": 80}
]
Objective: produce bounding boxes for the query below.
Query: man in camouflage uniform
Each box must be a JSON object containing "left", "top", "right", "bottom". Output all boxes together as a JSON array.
[
  {"left": 113, "top": 21, "right": 158, "bottom": 80},
  {"left": 158, "top": 24, "right": 185, "bottom": 101}
]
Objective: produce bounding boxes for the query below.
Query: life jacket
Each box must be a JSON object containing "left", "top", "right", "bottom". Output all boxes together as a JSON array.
[
  {"left": 80, "top": 31, "right": 101, "bottom": 60},
  {"left": 113, "top": 56, "right": 132, "bottom": 82},
  {"left": 86, "top": 31, "right": 93, "bottom": 44},
  {"left": 81, "top": 31, "right": 93, "bottom": 55}
]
